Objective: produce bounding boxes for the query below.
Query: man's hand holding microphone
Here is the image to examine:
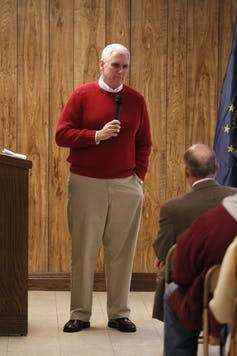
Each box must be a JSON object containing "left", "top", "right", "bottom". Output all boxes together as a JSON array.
[
  {"left": 96, "top": 95, "right": 122, "bottom": 143},
  {"left": 96, "top": 120, "right": 121, "bottom": 143}
]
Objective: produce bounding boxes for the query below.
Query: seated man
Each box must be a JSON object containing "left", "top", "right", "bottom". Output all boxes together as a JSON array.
[
  {"left": 152, "top": 143, "right": 237, "bottom": 321},
  {"left": 163, "top": 193, "right": 237, "bottom": 356}
]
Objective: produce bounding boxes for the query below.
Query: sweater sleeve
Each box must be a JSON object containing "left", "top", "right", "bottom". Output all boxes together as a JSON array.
[
  {"left": 55, "top": 89, "right": 97, "bottom": 148},
  {"left": 209, "top": 237, "right": 237, "bottom": 323},
  {"left": 172, "top": 218, "right": 206, "bottom": 287},
  {"left": 133, "top": 99, "right": 152, "bottom": 180}
]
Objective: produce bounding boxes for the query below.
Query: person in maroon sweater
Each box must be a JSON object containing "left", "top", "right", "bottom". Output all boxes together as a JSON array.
[
  {"left": 55, "top": 43, "right": 152, "bottom": 333},
  {"left": 163, "top": 193, "right": 237, "bottom": 355}
]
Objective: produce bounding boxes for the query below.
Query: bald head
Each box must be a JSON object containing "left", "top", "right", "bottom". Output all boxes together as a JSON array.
[{"left": 183, "top": 143, "right": 218, "bottom": 179}]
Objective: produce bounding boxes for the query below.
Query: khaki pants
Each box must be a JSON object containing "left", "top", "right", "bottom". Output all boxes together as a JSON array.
[{"left": 67, "top": 172, "right": 144, "bottom": 321}]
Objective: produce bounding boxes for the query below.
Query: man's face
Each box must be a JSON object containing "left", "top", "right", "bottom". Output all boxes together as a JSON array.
[{"left": 99, "top": 52, "right": 129, "bottom": 89}]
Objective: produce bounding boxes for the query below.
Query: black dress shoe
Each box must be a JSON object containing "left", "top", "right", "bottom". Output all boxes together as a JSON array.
[
  {"left": 108, "top": 317, "right": 136, "bottom": 332},
  {"left": 63, "top": 319, "right": 90, "bottom": 333}
]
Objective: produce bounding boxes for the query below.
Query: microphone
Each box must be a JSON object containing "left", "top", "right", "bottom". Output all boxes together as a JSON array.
[{"left": 114, "top": 95, "right": 123, "bottom": 120}]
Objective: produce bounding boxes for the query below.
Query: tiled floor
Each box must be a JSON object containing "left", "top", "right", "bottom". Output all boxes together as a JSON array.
[{"left": 0, "top": 291, "right": 219, "bottom": 356}]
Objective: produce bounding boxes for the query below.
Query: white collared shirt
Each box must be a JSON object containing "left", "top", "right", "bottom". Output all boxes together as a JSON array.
[{"left": 98, "top": 76, "right": 123, "bottom": 93}]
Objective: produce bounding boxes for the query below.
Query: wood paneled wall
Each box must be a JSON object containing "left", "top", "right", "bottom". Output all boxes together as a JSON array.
[{"left": 1, "top": 0, "right": 237, "bottom": 276}]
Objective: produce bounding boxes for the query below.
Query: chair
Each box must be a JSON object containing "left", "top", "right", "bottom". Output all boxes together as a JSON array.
[
  {"left": 203, "top": 264, "right": 221, "bottom": 356},
  {"left": 164, "top": 243, "right": 177, "bottom": 289},
  {"left": 163, "top": 245, "right": 177, "bottom": 356}
]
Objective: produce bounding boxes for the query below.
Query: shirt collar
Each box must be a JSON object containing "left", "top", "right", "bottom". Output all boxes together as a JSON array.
[
  {"left": 98, "top": 76, "right": 123, "bottom": 93},
  {"left": 192, "top": 177, "right": 215, "bottom": 188}
]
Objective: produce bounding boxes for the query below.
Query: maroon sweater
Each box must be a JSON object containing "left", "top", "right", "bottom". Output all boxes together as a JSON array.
[
  {"left": 55, "top": 82, "right": 152, "bottom": 180},
  {"left": 167, "top": 204, "right": 237, "bottom": 332}
]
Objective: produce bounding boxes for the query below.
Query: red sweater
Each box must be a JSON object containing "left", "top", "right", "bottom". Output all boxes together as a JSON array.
[
  {"left": 167, "top": 204, "right": 237, "bottom": 332},
  {"left": 55, "top": 82, "right": 152, "bottom": 180}
]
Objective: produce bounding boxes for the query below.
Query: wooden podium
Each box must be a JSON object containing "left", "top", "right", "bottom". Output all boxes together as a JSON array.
[{"left": 0, "top": 154, "right": 32, "bottom": 335}]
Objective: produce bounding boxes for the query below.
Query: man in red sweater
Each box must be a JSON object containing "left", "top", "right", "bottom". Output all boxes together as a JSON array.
[
  {"left": 55, "top": 43, "right": 152, "bottom": 333},
  {"left": 163, "top": 193, "right": 237, "bottom": 355}
]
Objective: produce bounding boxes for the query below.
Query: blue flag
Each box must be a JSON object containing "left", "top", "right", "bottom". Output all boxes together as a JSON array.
[{"left": 214, "top": 14, "right": 237, "bottom": 187}]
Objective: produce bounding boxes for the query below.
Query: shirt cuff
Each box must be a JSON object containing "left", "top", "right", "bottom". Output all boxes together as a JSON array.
[{"left": 95, "top": 131, "right": 100, "bottom": 145}]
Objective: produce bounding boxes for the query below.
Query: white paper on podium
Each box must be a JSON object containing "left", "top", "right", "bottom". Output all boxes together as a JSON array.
[{"left": 2, "top": 148, "right": 27, "bottom": 160}]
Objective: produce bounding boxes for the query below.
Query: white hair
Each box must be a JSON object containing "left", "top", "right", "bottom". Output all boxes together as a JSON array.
[{"left": 101, "top": 43, "right": 130, "bottom": 63}]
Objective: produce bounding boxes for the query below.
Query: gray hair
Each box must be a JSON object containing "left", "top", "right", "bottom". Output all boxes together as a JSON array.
[
  {"left": 183, "top": 143, "right": 217, "bottom": 178},
  {"left": 101, "top": 43, "right": 130, "bottom": 63}
]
